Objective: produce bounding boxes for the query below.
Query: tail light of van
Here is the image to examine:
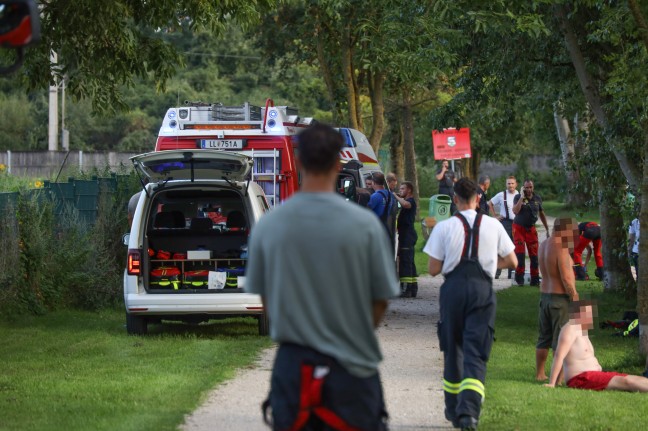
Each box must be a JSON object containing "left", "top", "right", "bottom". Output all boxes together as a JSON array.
[{"left": 127, "top": 249, "right": 142, "bottom": 275}]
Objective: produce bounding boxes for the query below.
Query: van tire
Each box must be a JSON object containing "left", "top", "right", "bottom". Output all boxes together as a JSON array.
[
  {"left": 126, "top": 313, "right": 148, "bottom": 335},
  {"left": 258, "top": 313, "right": 270, "bottom": 336}
]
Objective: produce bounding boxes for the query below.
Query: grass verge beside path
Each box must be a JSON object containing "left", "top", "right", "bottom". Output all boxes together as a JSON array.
[
  {"left": 483, "top": 281, "right": 645, "bottom": 430},
  {"left": 0, "top": 310, "right": 272, "bottom": 431}
]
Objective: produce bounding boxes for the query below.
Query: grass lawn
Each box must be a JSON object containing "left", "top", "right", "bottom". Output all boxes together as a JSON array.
[
  {"left": 0, "top": 310, "right": 272, "bottom": 431},
  {"left": 483, "top": 281, "right": 645, "bottom": 430}
]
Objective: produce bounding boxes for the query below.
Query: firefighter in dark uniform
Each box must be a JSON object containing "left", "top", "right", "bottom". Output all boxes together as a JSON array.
[
  {"left": 512, "top": 179, "right": 549, "bottom": 286},
  {"left": 393, "top": 181, "right": 418, "bottom": 298},
  {"left": 424, "top": 178, "right": 517, "bottom": 430}
]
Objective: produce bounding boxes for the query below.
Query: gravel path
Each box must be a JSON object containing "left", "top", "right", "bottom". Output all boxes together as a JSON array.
[{"left": 180, "top": 275, "right": 516, "bottom": 431}]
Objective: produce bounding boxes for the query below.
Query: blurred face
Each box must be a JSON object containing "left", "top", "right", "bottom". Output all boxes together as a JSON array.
[
  {"left": 555, "top": 221, "right": 579, "bottom": 250},
  {"left": 523, "top": 181, "right": 534, "bottom": 196},
  {"left": 482, "top": 179, "right": 491, "bottom": 191},
  {"left": 399, "top": 184, "right": 410, "bottom": 197},
  {"left": 365, "top": 178, "right": 374, "bottom": 189},
  {"left": 573, "top": 305, "right": 595, "bottom": 330},
  {"left": 442, "top": 160, "right": 449, "bottom": 168},
  {"left": 506, "top": 178, "right": 517, "bottom": 192}
]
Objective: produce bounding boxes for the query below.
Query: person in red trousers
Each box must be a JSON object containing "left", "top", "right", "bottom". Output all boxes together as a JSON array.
[{"left": 573, "top": 221, "right": 603, "bottom": 280}]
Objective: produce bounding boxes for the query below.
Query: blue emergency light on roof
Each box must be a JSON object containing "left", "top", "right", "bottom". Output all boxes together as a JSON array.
[
  {"left": 267, "top": 119, "right": 276, "bottom": 129},
  {"left": 168, "top": 110, "right": 176, "bottom": 119}
]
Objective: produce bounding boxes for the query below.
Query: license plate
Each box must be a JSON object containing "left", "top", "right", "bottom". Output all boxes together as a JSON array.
[{"left": 200, "top": 139, "right": 244, "bottom": 149}]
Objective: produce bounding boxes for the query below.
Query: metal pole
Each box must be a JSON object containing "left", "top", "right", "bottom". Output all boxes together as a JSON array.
[{"left": 48, "top": 51, "right": 59, "bottom": 151}]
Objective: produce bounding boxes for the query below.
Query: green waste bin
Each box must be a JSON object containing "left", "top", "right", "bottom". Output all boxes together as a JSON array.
[
  {"left": 422, "top": 194, "right": 452, "bottom": 242},
  {"left": 429, "top": 194, "right": 452, "bottom": 221}
]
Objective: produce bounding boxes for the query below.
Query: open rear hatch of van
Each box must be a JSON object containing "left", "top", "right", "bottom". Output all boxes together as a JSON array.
[{"left": 131, "top": 149, "right": 252, "bottom": 182}]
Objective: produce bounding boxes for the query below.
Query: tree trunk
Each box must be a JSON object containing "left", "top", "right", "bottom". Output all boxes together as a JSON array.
[
  {"left": 553, "top": 5, "right": 642, "bottom": 189},
  {"left": 341, "top": 25, "right": 359, "bottom": 130},
  {"left": 368, "top": 71, "right": 385, "bottom": 153},
  {"left": 553, "top": 102, "right": 584, "bottom": 207},
  {"left": 315, "top": 22, "right": 342, "bottom": 124},
  {"left": 599, "top": 187, "right": 635, "bottom": 293},
  {"left": 388, "top": 110, "right": 404, "bottom": 180},
  {"left": 638, "top": 131, "right": 648, "bottom": 356},
  {"left": 402, "top": 94, "right": 419, "bottom": 217},
  {"left": 316, "top": 26, "right": 342, "bottom": 124},
  {"left": 628, "top": 0, "right": 648, "bottom": 368}
]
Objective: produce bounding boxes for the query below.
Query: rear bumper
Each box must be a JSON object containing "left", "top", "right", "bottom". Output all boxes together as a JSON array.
[{"left": 125, "top": 292, "right": 264, "bottom": 316}]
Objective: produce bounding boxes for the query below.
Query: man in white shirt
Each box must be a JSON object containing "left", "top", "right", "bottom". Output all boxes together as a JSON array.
[
  {"left": 425, "top": 178, "right": 517, "bottom": 430},
  {"left": 488, "top": 175, "right": 520, "bottom": 279}
]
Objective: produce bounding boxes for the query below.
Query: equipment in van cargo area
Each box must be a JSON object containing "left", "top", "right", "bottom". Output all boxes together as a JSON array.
[{"left": 125, "top": 150, "right": 268, "bottom": 336}]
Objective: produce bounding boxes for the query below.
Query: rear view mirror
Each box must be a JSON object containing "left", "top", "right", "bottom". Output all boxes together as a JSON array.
[{"left": 0, "top": 0, "right": 40, "bottom": 74}]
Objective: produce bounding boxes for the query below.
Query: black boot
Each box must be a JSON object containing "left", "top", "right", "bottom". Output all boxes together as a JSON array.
[
  {"left": 399, "top": 283, "right": 411, "bottom": 298},
  {"left": 495, "top": 269, "right": 501, "bottom": 279},
  {"left": 594, "top": 267, "right": 603, "bottom": 280},
  {"left": 530, "top": 276, "right": 540, "bottom": 287},
  {"left": 573, "top": 265, "right": 587, "bottom": 281},
  {"left": 515, "top": 274, "right": 524, "bottom": 286},
  {"left": 408, "top": 282, "right": 418, "bottom": 298}
]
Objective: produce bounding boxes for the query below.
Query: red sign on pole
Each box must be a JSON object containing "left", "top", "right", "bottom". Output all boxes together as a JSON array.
[{"left": 432, "top": 128, "right": 471, "bottom": 160}]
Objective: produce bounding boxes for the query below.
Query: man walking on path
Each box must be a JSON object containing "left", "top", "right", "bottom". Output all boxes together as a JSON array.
[
  {"left": 245, "top": 124, "right": 399, "bottom": 430},
  {"left": 393, "top": 181, "right": 418, "bottom": 298},
  {"left": 536, "top": 217, "right": 580, "bottom": 382},
  {"left": 512, "top": 179, "right": 549, "bottom": 286},
  {"left": 488, "top": 176, "right": 519, "bottom": 279},
  {"left": 425, "top": 178, "right": 517, "bottom": 430}
]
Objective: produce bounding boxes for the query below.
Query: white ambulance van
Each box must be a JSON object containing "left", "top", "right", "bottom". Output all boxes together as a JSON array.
[{"left": 123, "top": 150, "right": 270, "bottom": 335}]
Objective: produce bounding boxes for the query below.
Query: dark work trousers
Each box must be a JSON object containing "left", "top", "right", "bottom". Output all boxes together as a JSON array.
[
  {"left": 398, "top": 231, "right": 418, "bottom": 284},
  {"left": 495, "top": 219, "right": 514, "bottom": 278},
  {"left": 513, "top": 223, "right": 539, "bottom": 277},
  {"left": 266, "top": 343, "right": 388, "bottom": 431},
  {"left": 438, "top": 259, "right": 496, "bottom": 422}
]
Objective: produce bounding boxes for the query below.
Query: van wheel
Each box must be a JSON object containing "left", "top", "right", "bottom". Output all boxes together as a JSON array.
[
  {"left": 126, "top": 313, "right": 148, "bottom": 335},
  {"left": 258, "top": 313, "right": 270, "bottom": 336}
]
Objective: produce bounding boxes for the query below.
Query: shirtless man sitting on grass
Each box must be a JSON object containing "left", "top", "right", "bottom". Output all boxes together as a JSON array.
[
  {"left": 545, "top": 300, "right": 648, "bottom": 392},
  {"left": 535, "top": 217, "right": 579, "bottom": 381}
]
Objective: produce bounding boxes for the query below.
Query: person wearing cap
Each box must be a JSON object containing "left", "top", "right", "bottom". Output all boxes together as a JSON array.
[
  {"left": 246, "top": 123, "right": 399, "bottom": 430},
  {"left": 425, "top": 178, "right": 517, "bottom": 430}
]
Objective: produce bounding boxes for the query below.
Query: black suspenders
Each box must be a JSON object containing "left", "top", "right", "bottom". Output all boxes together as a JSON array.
[
  {"left": 455, "top": 212, "right": 483, "bottom": 259},
  {"left": 503, "top": 191, "right": 510, "bottom": 220}
]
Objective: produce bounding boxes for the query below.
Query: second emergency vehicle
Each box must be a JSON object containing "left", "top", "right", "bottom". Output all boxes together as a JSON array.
[{"left": 155, "top": 98, "right": 381, "bottom": 204}]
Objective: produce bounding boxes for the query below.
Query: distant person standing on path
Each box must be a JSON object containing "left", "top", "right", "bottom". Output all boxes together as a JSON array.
[
  {"left": 512, "top": 179, "right": 549, "bottom": 286},
  {"left": 394, "top": 181, "right": 418, "bottom": 298},
  {"left": 476, "top": 175, "right": 491, "bottom": 215},
  {"left": 436, "top": 159, "right": 457, "bottom": 214},
  {"left": 488, "top": 176, "right": 519, "bottom": 279},
  {"left": 425, "top": 178, "right": 517, "bottom": 430},
  {"left": 246, "top": 124, "right": 399, "bottom": 431},
  {"left": 535, "top": 217, "right": 580, "bottom": 382}
]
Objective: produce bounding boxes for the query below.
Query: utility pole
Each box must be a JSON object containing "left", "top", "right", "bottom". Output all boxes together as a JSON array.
[{"left": 48, "top": 50, "right": 58, "bottom": 151}]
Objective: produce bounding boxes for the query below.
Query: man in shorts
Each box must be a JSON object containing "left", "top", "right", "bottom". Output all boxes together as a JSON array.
[
  {"left": 536, "top": 217, "right": 580, "bottom": 381},
  {"left": 545, "top": 300, "right": 648, "bottom": 391}
]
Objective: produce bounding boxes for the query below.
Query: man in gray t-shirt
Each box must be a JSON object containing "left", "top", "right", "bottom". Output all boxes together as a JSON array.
[{"left": 246, "top": 124, "right": 399, "bottom": 430}]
